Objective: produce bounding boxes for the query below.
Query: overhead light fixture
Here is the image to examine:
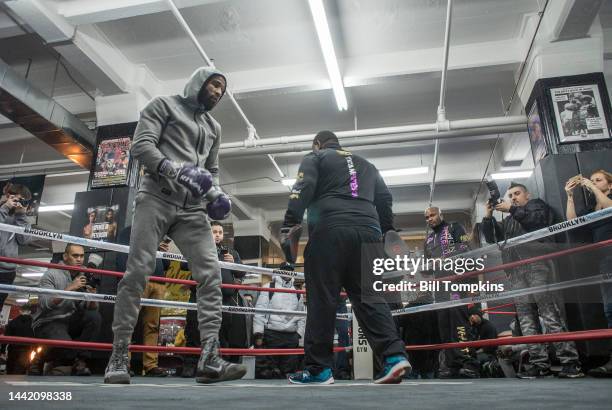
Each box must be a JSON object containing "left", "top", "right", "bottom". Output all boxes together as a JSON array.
[
  {"left": 38, "top": 204, "right": 74, "bottom": 212},
  {"left": 308, "top": 0, "right": 348, "bottom": 111},
  {"left": 379, "top": 167, "right": 429, "bottom": 177},
  {"left": 281, "top": 178, "right": 296, "bottom": 187},
  {"left": 46, "top": 171, "right": 90, "bottom": 178},
  {"left": 491, "top": 170, "right": 533, "bottom": 180},
  {"left": 21, "top": 272, "right": 44, "bottom": 278}
]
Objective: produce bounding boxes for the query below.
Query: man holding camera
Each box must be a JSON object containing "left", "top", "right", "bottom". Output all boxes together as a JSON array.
[
  {"left": 32, "top": 244, "right": 101, "bottom": 376},
  {"left": 481, "top": 182, "right": 583, "bottom": 378},
  {"left": 0, "top": 183, "right": 34, "bottom": 310}
]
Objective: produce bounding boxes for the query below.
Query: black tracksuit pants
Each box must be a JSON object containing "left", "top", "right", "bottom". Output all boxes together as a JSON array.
[{"left": 304, "top": 225, "right": 406, "bottom": 374}]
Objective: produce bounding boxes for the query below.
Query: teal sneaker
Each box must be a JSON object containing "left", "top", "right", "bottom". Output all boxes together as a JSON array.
[
  {"left": 288, "top": 368, "right": 334, "bottom": 385},
  {"left": 374, "top": 355, "right": 411, "bottom": 384}
]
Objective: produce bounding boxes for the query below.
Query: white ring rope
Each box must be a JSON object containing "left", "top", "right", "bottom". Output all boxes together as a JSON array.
[
  {"left": 0, "top": 284, "right": 351, "bottom": 320},
  {"left": 0, "top": 223, "right": 303, "bottom": 280},
  {"left": 453, "top": 207, "right": 612, "bottom": 260},
  {"left": 390, "top": 272, "right": 612, "bottom": 317}
]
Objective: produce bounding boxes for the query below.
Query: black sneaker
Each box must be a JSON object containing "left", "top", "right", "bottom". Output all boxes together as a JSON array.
[
  {"left": 182, "top": 361, "right": 196, "bottom": 378},
  {"left": 195, "top": 339, "right": 247, "bottom": 384},
  {"left": 144, "top": 367, "right": 168, "bottom": 377},
  {"left": 438, "top": 368, "right": 459, "bottom": 379},
  {"left": 558, "top": 364, "right": 585, "bottom": 379},
  {"left": 72, "top": 359, "right": 92, "bottom": 376},
  {"left": 517, "top": 366, "right": 552, "bottom": 379},
  {"left": 458, "top": 367, "right": 480, "bottom": 379}
]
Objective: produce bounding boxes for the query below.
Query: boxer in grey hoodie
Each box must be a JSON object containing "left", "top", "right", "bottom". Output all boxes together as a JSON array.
[{"left": 105, "top": 67, "right": 245, "bottom": 384}]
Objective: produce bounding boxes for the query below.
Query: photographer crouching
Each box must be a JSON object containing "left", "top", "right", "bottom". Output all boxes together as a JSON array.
[{"left": 32, "top": 244, "right": 101, "bottom": 376}]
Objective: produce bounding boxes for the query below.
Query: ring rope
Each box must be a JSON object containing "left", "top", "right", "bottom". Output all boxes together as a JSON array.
[
  {"left": 383, "top": 238, "right": 612, "bottom": 281},
  {"left": 390, "top": 272, "right": 612, "bottom": 317},
  {"left": 0, "top": 223, "right": 303, "bottom": 280},
  {"left": 0, "top": 283, "right": 351, "bottom": 320},
  {"left": 2, "top": 328, "right": 611, "bottom": 356},
  {"left": 0, "top": 256, "right": 350, "bottom": 297}
]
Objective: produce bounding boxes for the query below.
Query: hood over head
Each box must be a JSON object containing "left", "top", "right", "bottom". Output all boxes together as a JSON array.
[{"left": 182, "top": 66, "right": 227, "bottom": 110}]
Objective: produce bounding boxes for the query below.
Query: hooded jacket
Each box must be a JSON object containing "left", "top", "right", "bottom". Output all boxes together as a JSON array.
[
  {"left": 253, "top": 276, "right": 305, "bottom": 336},
  {"left": 132, "top": 67, "right": 226, "bottom": 208},
  {"left": 0, "top": 204, "right": 32, "bottom": 273}
]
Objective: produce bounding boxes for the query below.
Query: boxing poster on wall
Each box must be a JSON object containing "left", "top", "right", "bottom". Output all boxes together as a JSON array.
[
  {"left": 91, "top": 137, "right": 132, "bottom": 188},
  {"left": 69, "top": 188, "right": 130, "bottom": 244},
  {"left": 549, "top": 84, "right": 611, "bottom": 143},
  {"left": 0, "top": 175, "right": 45, "bottom": 218},
  {"left": 527, "top": 101, "right": 548, "bottom": 165}
]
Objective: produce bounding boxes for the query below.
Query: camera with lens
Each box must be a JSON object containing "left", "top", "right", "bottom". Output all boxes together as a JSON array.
[
  {"left": 77, "top": 272, "right": 100, "bottom": 290},
  {"left": 77, "top": 253, "right": 103, "bottom": 290},
  {"left": 217, "top": 245, "right": 229, "bottom": 256},
  {"left": 486, "top": 179, "right": 502, "bottom": 207},
  {"left": 17, "top": 198, "right": 31, "bottom": 207}
]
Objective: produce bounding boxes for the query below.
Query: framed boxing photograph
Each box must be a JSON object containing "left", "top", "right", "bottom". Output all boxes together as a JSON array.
[
  {"left": 549, "top": 83, "right": 610, "bottom": 143},
  {"left": 91, "top": 137, "right": 133, "bottom": 188}
]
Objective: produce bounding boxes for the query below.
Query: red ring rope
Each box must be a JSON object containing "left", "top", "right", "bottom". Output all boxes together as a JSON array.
[
  {"left": 0, "top": 336, "right": 347, "bottom": 356},
  {"left": 0, "top": 256, "right": 317, "bottom": 296},
  {"left": 435, "top": 239, "right": 612, "bottom": 283},
  {"left": 2, "top": 329, "right": 611, "bottom": 355},
  {"left": 482, "top": 302, "right": 515, "bottom": 312}
]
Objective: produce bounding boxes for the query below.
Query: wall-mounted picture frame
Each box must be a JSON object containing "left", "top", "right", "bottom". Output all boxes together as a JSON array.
[
  {"left": 549, "top": 83, "right": 610, "bottom": 143},
  {"left": 527, "top": 100, "right": 548, "bottom": 164},
  {"left": 91, "top": 136, "right": 132, "bottom": 188}
]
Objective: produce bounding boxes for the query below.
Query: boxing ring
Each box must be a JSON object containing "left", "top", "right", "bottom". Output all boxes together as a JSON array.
[{"left": 0, "top": 208, "right": 611, "bottom": 409}]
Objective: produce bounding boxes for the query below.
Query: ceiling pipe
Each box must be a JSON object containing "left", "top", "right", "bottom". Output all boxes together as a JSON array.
[
  {"left": 430, "top": 0, "right": 453, "bottom": 206},
  {"left": 165, "top": 0, "right": 285, "bottom": 178},
  {"left": 220, "top": 115, "right": 526, "bottom": 151},
  {"left": 220, "top": 124, "right": 525, "bottom": 158}
]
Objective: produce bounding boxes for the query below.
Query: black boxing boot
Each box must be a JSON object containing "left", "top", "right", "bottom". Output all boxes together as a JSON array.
[
  {"left": 195, "top": 338, "right": 247, "bottom": 384},
  {"left": 588, "top": 354, "right": 612, "bottom": 378}
]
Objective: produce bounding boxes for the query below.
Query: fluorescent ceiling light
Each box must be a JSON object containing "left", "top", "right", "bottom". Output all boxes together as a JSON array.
[
  {"left": 38, "top": 204, "right": 74, "bottom": 212},
  {"left": 282, "top": 178, "right": 296, "bottom": 186},
  {"left": 21, "top": 272, "right": 44, "bottom": 278},
  {"left": 491, "top": 170, "right": 533, "bottom": 180},
  {"left": 46, "top": 171, "right": 90, "bottom": 178},
  {"left": 308, "top": 0, "right": 348, "bottom": 111},
  {"left": 380, "top": 167, "right": 429, "bottom": 177},
  {"left": 15, "top": 298, "right": 29, "bottom": 303}
]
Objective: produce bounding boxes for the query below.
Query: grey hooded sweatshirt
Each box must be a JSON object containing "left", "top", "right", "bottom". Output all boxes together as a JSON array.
[{"left": 132, "top": 67, "right": 226, "bottom": 208}]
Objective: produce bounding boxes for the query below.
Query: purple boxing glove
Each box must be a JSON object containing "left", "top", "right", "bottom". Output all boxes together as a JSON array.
[
  {"left": 159, "top": 159, "right": 212, "bottom": 198},
  {"left": 206, "top": 193, "right": 232, "bottom": 220}
]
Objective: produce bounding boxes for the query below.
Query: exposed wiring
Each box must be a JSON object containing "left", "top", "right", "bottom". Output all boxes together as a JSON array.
[{"left": 219, "top": 176, "right": 285, "bottom": 187}]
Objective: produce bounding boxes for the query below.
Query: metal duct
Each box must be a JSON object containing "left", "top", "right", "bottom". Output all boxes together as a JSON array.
[
  {"left": 220, "top": 124, "right": 526, "bottom": 158},
  {"left": 0, "top": 59, "right": 94, "bottom": 169}
]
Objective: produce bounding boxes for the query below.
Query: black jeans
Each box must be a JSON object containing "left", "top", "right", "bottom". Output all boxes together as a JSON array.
[
  {"left": 304, "top": 225, "right": 406, "bottom": 374},
  {"left": 34, "top": 309, "right": 101, "bottom": 365},
  {"left": 255, "top": 329, "right": 300, "bottom": 378},
  {"left": 0, "top": 270, "right": 16, "bottom": 309}
]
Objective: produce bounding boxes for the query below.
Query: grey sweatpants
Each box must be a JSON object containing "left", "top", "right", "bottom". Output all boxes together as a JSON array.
[{"left": 112, "top": 192, "right": 221, "bottom": 345}]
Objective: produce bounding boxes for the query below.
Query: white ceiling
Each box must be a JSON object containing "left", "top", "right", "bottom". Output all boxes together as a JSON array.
[{"left": 0, "top": 0, "right": 610, "bottom": 245}]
